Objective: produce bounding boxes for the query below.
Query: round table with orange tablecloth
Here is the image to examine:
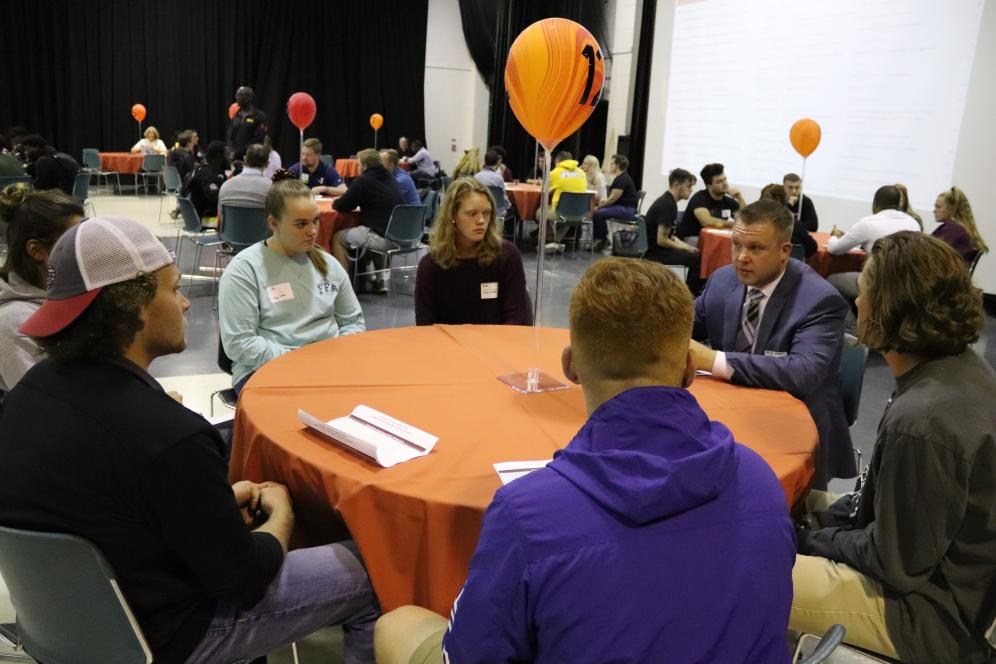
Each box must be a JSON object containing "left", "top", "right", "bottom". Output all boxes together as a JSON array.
[
  {"left": 335, "top": 158, "right": 360, "bottom": 179},
  {"left": 229, "top": 325, "right": 817, "bottom": 616},
  {"left": 99, "top": 152, "right": 145, "bottom": 174},
  {"left": 699, "top": 229, "right": 866, "bottom": 279},
  {"left": 315, "top": 198, "right": 360, "bottom": 252},
  {"left": 505, "top": 183, "right": 543, "bottom": 221}
]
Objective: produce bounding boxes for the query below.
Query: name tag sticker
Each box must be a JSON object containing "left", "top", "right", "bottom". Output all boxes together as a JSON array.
[
  {"left": 481, "top": 282, "right": 499, "bottom": 300},
  {"left": 721, "top": 209, "right": 731, "bottom": 219},
  {"left": 266, "top": 282, "right": 295, "bottom": 304},
  {"left": 764, "top": 350, "right": 787, "bottom": 358}
]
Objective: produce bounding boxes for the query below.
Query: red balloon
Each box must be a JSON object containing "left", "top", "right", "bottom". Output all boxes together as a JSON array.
[
  {"left": 131, "top": 103, "right": 147, "bottom": 123},
  {"left": 287, "top": 92, "right": 317, "bottom": 131},
  {"left": 228, "top": 103, "right": 240, "bottom": 119}
]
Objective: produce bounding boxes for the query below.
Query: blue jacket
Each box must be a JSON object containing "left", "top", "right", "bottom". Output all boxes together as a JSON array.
[
  {"left": 442, "top": 386, "right": 795, "bottom": 663},
  {"left": 393, "top": 168, "right": 421, "bottom": 205},
  {"left": 693, "top": 259, "right": 855, "bottom": 487},
  {"left": 287, "top": 160, "right": 342, "bottom": 188}
]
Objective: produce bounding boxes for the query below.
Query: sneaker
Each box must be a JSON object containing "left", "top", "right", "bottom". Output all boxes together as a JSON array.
[
  {"left": 544, "top": 242, "right": 565, "bottom": 254},
  {"left": 373, "top": 278, "right": 389, "bottom": 295}
]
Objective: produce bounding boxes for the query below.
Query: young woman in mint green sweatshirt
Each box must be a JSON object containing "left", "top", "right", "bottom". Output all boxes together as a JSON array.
[{"left": 219, "top": 173, "right": 365, "bottom": 391}]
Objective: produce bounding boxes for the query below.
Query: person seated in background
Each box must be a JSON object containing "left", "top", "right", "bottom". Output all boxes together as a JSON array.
[
  {"left": 167, "top": 130, "right": 198, "bottom": 183},
  {"left": 131, "top": 126, "right": 168, "bottom": 156},
  {"left": 783, "top": 172, "right": 818, "bottom": 231},
  {"left": 18, "top": 135, "right": 80, "bottom": 195},
  {"left": 592, "top": 154, "right": 639, "bottom": 252},
  {"left": 473, "top": 150, "right": 509, "bottom": 217},
  {"left": 527, "top": 150, "right": 547, "bottom": 181},
  {"left": 895, "top": 183, "right": 923, "bottom": 229},
  {"left": 792, "top": 232, "right": 996, "bottom": 664},
  {"left": 932, "top": 186, "right": 987, "bottom": 263},
  {"left": 381, "top": 149, "right": 420, "bottom": 206},
  {"left": 488, "top": 144, "right": 513, "bottom": 182},
  {"left": 675, "top": 162, "right": 746, "bottom": 242},
  {"left": 689, "top": 199, "right": 854, "bottom": 489},
  {"left": 289, "top": 138, "right": 345, "bottom": 196},
  {"left": 5, "top": 127, "right": 29, "bottom": 163},
  {"left": 0, "top": 135, "right": 24, "bottom": 176},
  {"left": 541, "top": 151, "right": 588, "bottom": 253},
  {"left": 228, "top": 85, "right": 269, "bottom": 162},
  {"left": 262, "top": 136, "right": 281, "bottom": 179},
  {"left": 451, "top": 146, "right": 480, "bottom": 180},
  {"left": 404, "top": 140, "right": 438, "bottom": 181},
  {"left": 0, "top": 185, "right": 82, "bottom": 393},
  {"left": 220, "top": 174, "right": 364, "bottom": 393},
  {"left": 580, "top": 154, "right": 607, "bottom": 203},
  {"left": 642, "top": 168, "right": 703, "bottom": 294},
  {"left": 187, "top": 140, "right": 229, "bottom": 223},
  {"left": 331, "top": 149, "right": 405, "bottom": 294},
  {"left": 415, "top": 179, "right": 528, "bottom": 326},
  {"left": 0, "top": 216, "right": 379, "bottom": 664},
  {"left": 377, "top": 258, "right": 796, "bottom": 664},
  {"left": 826, "top": 185, "right": 920, "bottom": 307},
  {"left": 218, "top": 143, "right": 272, "bottom": 227},
  {"left": 760, "top": 183, "right": 817, "bottom": 258},
  {"left": 398, "top": 135, "right": 413, "bottom": 159}
]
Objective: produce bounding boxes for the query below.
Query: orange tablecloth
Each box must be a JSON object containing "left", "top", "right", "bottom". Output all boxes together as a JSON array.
[
  {"left": 506, "top": 183, "right": 543, "bottom": 221},
  {"left": 230, "top": 325, "right": 817, "bottom": 615},
  {"left": 315, "top": 198, "right": 360, "bottom": 252},
  {"left": 99, "top": 152, "right": 144, "bottom": 174},
  {"left": 699, "top": 229, "right": 866, "bottom": 279},
  {"left": 335, "top": 158, "right": 360, "bottom": 179}
]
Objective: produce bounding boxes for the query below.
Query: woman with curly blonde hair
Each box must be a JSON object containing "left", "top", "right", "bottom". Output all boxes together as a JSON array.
[
  {"left": 415, "top": 178, "right": 530, "bottom": 325},
  {"left": 932, "top": 186, "right": 987, "bottom": 263},
  {"left": 451, "top": 147, "right": 482, "bottom": 179}
]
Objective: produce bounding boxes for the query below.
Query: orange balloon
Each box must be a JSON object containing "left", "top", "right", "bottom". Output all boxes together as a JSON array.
[
  {"left": 505, "top": 18, "right": 605, "bottom": 151},
  {"left": 131, "top": 103, "right": 147, "bottom": 123},
  {"left": 370, "top": 113, "right": 384, "bottom": 130},
  {"left": 790, "top": 118, "right": 821, "bottom": 158}
]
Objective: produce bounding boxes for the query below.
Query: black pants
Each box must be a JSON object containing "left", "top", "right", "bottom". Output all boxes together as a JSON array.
[{"left": 649, "top": 249, "right": 704, "bottom": 295}]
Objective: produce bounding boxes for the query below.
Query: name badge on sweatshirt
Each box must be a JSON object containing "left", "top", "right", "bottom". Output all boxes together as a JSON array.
[
  {"left": 481, "top": 282, "right": 499, "bottom": 300},
  {"left": 764, "top": 350, "right": 787, "bottom": 358},
  {"left": 266, "top": 282, "right": 295, "bottom": 304}
]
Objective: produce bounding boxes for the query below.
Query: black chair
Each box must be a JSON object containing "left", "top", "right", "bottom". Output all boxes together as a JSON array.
[
  {"left": 611, "top": 215, "right": 648, "bottom": 259},
  {"left": 791, "top": 244, "right": 806, "bottom": 261},
  {"left": 968, "top": 251, "right": 983, "bottom": 276},
  {"left": 0, "top": 525, "right": 153, "bottom": 664},
  {"left": 71, "top": 171, "right": 94, "bottom": 217},
  {"left": 635, "top": 189, "right": 647, "bottom": 214},
  {"left": 554, "top": 191, "right": 595, "bottom": 258},
  {"left": 210, "top": 335, "right": 239, "bottom": 416},
  {"left": 838, "top": 332, "right": 869, "bottom": 427}
]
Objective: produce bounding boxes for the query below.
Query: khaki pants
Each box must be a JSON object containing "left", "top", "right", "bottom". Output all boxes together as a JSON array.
[
  {"left": 791, "top": 491, "right": 900, "bottom": 660},
  {"left": 375, "top": 606, "right": 446, "bottom": 664}
]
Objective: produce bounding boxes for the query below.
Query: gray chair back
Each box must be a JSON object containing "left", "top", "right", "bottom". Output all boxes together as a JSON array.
[
  {"left": 178, "top": 197, "right": 207, "bottom": 233},
  {"left": 163, "top": 165, "right": 182, "bottom": 192},
  {"left": 440, "top": 175, "right": 453, "bottom": 191},
  {"left": 320, "top": 154, "right": 333, "bottom": 166},
  {"left": 556, "top": 191, "right": 593, "bottom": 222},
  {"left": 421, "top": 190, "right": 440, "bottom": 227},
  {"left": 636, "top": 190, "right": 647, "bottom": 213},
  {"left": 0, "top": 525, "right": 152, "bottom": 664},
  {"left": 82, "top": 149, "right": 102, "bottom": 170},
  {"left": 791, "top": 243, "right": 806, "bottom": 261},
  {"left": 838, "top": 333, "right": 869, "bottom": 427},
  {"left": 220, "top": 205, "right": 270, "bottom": 251},
  {"left": 487, "top": 185, "right": 510, "bottom": 212},
  {"left": 140, "top": 154, "right": 165, "bottom": 173},
  {"left": 385, "top": 204, "right": 428, "bottom": 249},
  {"left": 72, "top": 172, "right": 90, "bottom": 202}
]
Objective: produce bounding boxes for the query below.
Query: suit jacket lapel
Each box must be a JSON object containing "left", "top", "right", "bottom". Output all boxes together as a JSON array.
[
  {"left": 723, "top": 282, "right": 745, "bottom": 351},
  {"left": 753, "top": 262, "right": 802, "bottom": 352}
]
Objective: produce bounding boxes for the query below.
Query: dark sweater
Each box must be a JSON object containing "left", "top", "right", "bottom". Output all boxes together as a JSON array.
[
  {"left": 333, "top": 164, "right": 404, "bottom": 237},
  {"left": 415, "top": 240, "right": 530, "bottom": 325},
  {"left": 0, "top": 358, "right": 284, "bottom": 664},
  {"left": 26, "top": 149, "right": 79, "bottom": 195},
  {"left": 799, "top": 351, "right": 996, "bottom": 664},
  {"left": 932, "top": 221, "right": 978, "bottom": 263}
]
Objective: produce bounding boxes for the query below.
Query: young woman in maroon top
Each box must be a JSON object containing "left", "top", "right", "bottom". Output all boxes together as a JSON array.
[
  {"left": 931, "top": 187, "right": 987, "bottom": 264},
  {"left": 415, "top": 178, "right": 530, "bottom": 325}
]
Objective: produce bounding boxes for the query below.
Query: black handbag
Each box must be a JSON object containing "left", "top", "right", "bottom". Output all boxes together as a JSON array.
[{"left": 612, "top": 228, "right": 641, "bottom": 257}]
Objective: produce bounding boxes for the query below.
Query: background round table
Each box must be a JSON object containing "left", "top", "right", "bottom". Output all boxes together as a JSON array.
[
  {"left": 230, "top": 325, "right": 817, "bottom": 615},
  {"left": 99, "top": 152, "right": 144, "bottom": 174},
  {"left": 315, "top": 198, "right": 360, "bottom": 252},
  {"left": 505, "top": 183, "right": 542, "bottom": 221},
  {"left": 699, "top": 229, "right": 866, "bottom": 278},
  {"left": 335, "top": 158, "right": 360, "bottom": 179}
]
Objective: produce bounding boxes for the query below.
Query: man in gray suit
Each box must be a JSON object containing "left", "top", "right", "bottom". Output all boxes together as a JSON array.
[{"left": 689, "top": 198, "right": 855, "bottom": 489}]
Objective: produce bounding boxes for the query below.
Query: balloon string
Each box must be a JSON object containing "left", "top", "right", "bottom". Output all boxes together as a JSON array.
[{"left": 533, "top": 147, "right": 551, "bottom": 335}]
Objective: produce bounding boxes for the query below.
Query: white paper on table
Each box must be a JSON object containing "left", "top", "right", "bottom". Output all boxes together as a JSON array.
[
  {"left": 493, "top": 460, "right": 552, "bottom": 485},
  {"left": 695, "top": 370, "right": 712, "bottom": 376},
  {"left": 705, "top": 228, "right": 733, "bottom": 236},
  {"left": 298, "top": 405, "right": 438, "bottom": 468}
]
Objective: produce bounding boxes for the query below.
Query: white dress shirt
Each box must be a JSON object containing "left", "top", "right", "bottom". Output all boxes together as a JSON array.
[{"left": 826, "top": 209, "right": 919, "bottom": 255}]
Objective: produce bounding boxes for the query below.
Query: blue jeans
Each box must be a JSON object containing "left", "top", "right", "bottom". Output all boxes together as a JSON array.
[
  {"left": 186, "top": 542, "right": 380, "bottom": 664},
  {"left": 593, "top": 205, "right": 636, "bottom": 240}
]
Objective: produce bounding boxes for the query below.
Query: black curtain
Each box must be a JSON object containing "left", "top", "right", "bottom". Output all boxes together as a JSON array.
[
  {"left": 458, "top": 0, "right": 608, "bottom": 181},
  {"left": 626, "top": 0, "right": 657, "bottom": 190},
  {"left": 0, "top": 0, "right": 428, "bottom": 166}
]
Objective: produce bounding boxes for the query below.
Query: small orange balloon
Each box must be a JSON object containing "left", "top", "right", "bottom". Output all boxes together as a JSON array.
[
  {"left": 131, "top": 103, "right": 147, "bottom": 123},
  {"left": 505, "top": 18, "right": 605, "bottom": 151},
  {"left": 790, "top": 119, "right": 821, "bottom": 158},
  {"left": 370, "top": 113, "right": 384, "bottom": 130}
]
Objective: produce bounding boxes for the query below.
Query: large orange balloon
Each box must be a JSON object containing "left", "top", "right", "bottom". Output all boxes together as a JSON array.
[
  {"left": 131, "top": 103, "right": 147, "bottom": 123},
  {"left": 370, "top": 113, "right": 383, "bottom": 130},
  {"left": 790, "top": 119, "right": 821, "bottom": 158},
  {"left": 505, "top": 18, "right": 605, "bottom": 151}
]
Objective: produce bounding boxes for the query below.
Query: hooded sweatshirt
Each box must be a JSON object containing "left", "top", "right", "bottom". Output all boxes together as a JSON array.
[
  {"left": 549, "top": 158, "right": 588, "bottom": 209},
  {"left": 443, "top": 386, "right": 795, "bottom": 663},
  {"left": 0, "top": 271, "right": 46, "bottom": 393}
]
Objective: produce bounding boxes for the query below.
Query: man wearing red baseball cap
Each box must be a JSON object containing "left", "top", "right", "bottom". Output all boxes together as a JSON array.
[{"left": 0, "top": 217, "right": 379, "bottom": 664}]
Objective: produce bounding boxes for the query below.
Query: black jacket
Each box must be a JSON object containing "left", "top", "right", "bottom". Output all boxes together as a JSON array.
[
  {"left": 26, "top": 148, "right": 79, "bottom": 195},
  {"left": 0, "top": 358, "right": 283, "bottom": 664},
  {"left": 333, "top": 164, "right": 405, "bottom": 237}
]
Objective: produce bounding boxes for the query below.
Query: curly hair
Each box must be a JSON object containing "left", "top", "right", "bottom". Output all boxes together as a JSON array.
[
  {"left": 34, "top": 273, "right": 158, "bottom": 362},
  {"left": 860, "top": 231, "right": 983, "bottom": 357},
  {"left": 428, "top": 178, "right": 502, "bottom": 269}
]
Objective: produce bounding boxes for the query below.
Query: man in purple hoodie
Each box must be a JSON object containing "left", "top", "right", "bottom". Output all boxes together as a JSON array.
[{"left": 375, "top": 258, "right": 796, "bottom": 664}]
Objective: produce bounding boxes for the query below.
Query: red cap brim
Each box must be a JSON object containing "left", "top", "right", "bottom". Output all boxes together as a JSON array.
[{"left": 19, "top": 288, "right": 103, "bottom": 338}]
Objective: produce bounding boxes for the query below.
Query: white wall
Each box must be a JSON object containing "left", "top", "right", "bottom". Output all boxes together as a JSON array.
[
  {"left": 643, "top": 0, "right": 996, "bottom": 294},
  {"left": 603, "top": 0, "right": 640, "bottom": 161},
  {"left": 424, "top": 0, "right": 490, "bottom": 175}
]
